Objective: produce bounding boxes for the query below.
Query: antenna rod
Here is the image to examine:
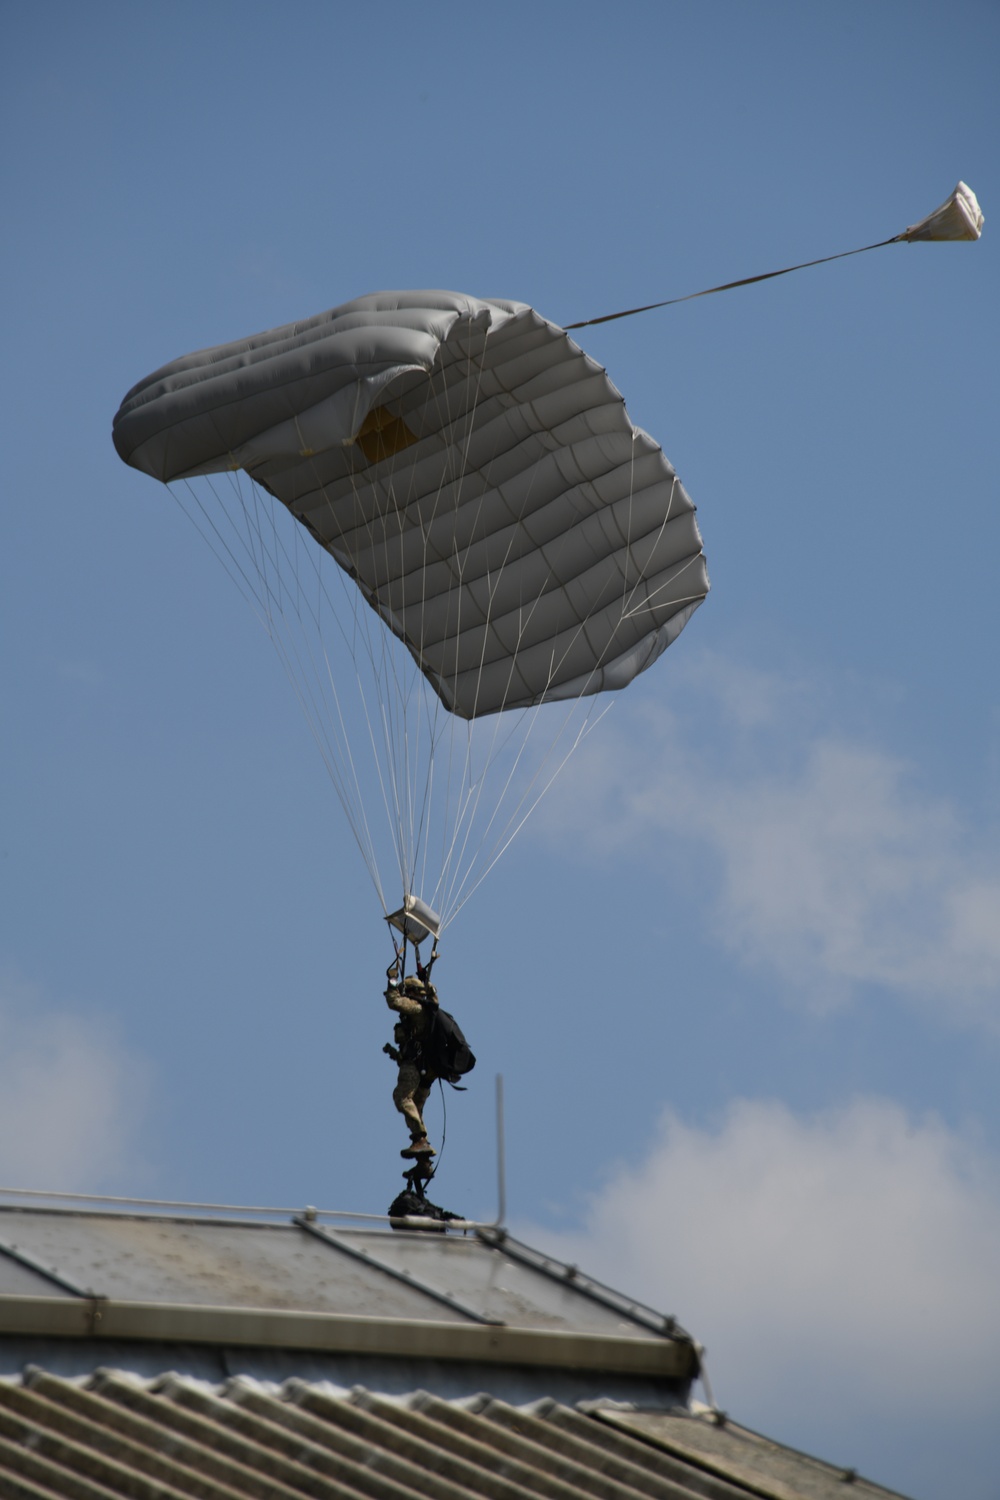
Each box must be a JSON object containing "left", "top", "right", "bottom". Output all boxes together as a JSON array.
[{"left": 494, "top": 1073, "right": 506, "bottom": 1228}]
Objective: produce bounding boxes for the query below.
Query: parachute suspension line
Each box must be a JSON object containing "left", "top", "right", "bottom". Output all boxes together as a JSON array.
[
  {"left": 173, "top": 478, "right": 278, "bottom": 631},
  {"left": 463, "top": 412, "right": 690, "bottom": 712},
  {"left": 281, "top": 349, "right": 480, "bottom": 916},
  {"left": 618, "top": 472, "right": 690, "bottom": 622},
  {"left": 364, "top": 456, "right": 410, "bottom": 884},
  {"left": 315, "top": 648, "right": 390, "bottom": 912},
  {"left": 241, "top": 469, "right": 285, "bottom": 617},
  {"left": 438, "top": 376, "right": 698, "bottom": 924},
  {"left": 433, "top": 319, "right": 577, "bottom": 918},
  {"left": 442, "top": 511, "right": 682, "bottom": 915},
  {"left": 282, "top": 422, "right": 431, "bottom": 903},
  {"left": 379, "top": 343, "right": 445, "bottom": 906},
  {"left": 250, "top": 485, "right": 390, "bottom": 912},
  {"left": 427, "top": 389, "right": 496, "bottom": 911},
  {"left": 431, "top": 377, "right": 556, "bottom": 922},
  {"left": 414, "top": 313, "right": 646, "bottom": 927},
  {"left": 385, "top": 312, "right": 567, "bottom": 931},
  {"left": 381, "top": 359, "right": 450, "bottom": 903},
  {"left": 288, "top": 509, "right": 392, "bottom": 911},
  {"left": 233, "top": 471, "right": 367, "bottom": 815},
  {"left": 397, "top": 366, "right": 442, "bottom": 903},
  {"left": 415, "top": 324, "right": 495, "bottom": 920},
  {"left": 437, "top": 589, "right": 621, "bottom": 924},
  {"left": 310, "top": 471, "right": 412, "bottom": 906},
  {"left": 198, "top": 467, "right": 389, "bottom": 912},
  {"left": 422, "top": 342, "right": 487, "bottom": 906},
  {"left": 402, "top": 341, "right": 465, "bottom": 895},
  {"left": 424, "top": 324, "right": 681, "bottom": 922},
  {"left": 367, "top": 356, "right": 460, "bottom": 905},
  {"left": 324, "top": 314, "right": 497, "bottom": 925},
  {"left": 433, "top": 438, "right": 596, "bottom": 922},
  {"left": 334, "top": 481, "right": 410, "bottom": 887},
  {"left": 404, "top": 339, "right": 483, "bottom": 906},
  {"left": 358, "top": 490, "right": 417, "bottom": 892},
  {"left": 441, "top": 699, "right": 615, "bottom": 928},
  {"left": 621, "top": 552, "right": 705, "bottom": 621},
  {"left": 616, "top": 472, "right": 705, "bottom": 626},
  {"left": 311, "top": 521, "right": 405, "bottom": 914},
  {"left": 621, "top": 426, "right": 639, "bottom": 619},
  {"left": 436, "top": 561, "right": 557, "bottom": 918}
]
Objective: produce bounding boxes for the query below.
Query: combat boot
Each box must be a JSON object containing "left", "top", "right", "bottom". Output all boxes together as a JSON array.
[{"left": 400, "top": 1136, "right": 435, "bottom": 1159}]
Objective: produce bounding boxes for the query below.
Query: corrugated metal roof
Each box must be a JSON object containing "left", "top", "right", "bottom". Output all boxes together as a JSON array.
[{"left": 0, "top": 1368, "right": 912, "bottom": 1500}]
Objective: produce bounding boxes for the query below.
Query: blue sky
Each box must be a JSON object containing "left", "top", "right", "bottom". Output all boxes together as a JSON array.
[{"left": 2, "top": 4, "right": 998, "bottom": 1496}]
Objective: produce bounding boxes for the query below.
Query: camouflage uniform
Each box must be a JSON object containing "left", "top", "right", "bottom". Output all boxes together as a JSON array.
[{"left": 384, "top": 978, "right": 438, "bottom": 1148}]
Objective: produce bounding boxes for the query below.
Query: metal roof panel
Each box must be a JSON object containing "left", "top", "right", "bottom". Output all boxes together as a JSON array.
[
  {"left": 0, "top": 1370, "right": 915, "bottom": 1500},
  {"left": 0, "top": 1210, "right": 683, "bottom": 1343},
  {"left": 313, "top": 1227, "right": 668, "bottom": 1337},
  {"left": 0, "top": 1213, "right": 472, "bottom": 1320},
  {"left": 596, "top": 1409, "right": 910, "bottom": 1500}
]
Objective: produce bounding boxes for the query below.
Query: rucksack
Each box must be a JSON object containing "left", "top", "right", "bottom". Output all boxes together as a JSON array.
[{"left": 422, "top": 1007, "right": 476, "bottom": 1086}]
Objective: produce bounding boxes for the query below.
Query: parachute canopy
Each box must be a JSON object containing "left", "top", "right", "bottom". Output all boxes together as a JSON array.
[{"left": 114, "top": 291, "right": 708, "bottom": 721}]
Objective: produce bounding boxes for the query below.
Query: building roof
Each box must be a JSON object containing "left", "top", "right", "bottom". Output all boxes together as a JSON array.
[
  {"left": 0, "top": 1201, "right": 696, "bottom": 1410},
  {"left": 0, "top": 1368, "right": 911, "bottom": 1500},
  {"left": 0, "top": 1198, "right": 913, "bottom": 1500}
]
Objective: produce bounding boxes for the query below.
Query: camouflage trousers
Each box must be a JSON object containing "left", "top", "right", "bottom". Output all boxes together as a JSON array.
[{"left": 393, "top": 1063, "right": 434, "bottom": 1140}]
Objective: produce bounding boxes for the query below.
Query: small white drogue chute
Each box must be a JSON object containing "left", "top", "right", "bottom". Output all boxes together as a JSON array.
[{"left": 900, "top": 181, "right": 984, "bottom": 241}]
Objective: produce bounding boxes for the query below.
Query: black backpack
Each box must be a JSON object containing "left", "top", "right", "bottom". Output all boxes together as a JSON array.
[{"left": 422, "top": 1007, "right": 476, "bottom": 1086}]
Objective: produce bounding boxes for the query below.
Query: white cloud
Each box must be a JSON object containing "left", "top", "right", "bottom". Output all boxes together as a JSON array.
[
  {"left": 0, "top": 977, "right": 150, "bottom": 1190},
  {"left": 518, "top": 1097, "right": 1000, "bottom": 1490},
  {"left": 541, "top": 652, "right": 1000, "bottom": 1022}
]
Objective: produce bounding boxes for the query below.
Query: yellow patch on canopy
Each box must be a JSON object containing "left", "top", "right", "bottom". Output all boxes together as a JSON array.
[{"left": 355, "top": 405, "right": 419, "bottom": 465}]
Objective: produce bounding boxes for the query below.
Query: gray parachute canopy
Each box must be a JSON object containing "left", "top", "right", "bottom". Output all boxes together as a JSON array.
[{"left": 113, "top": 290, "right": 708, "bottom": 719}]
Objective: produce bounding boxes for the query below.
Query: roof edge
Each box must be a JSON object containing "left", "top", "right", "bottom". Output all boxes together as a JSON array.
[{"left": 0, "top": 1295, "right": 697, "bottom": 1379}]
